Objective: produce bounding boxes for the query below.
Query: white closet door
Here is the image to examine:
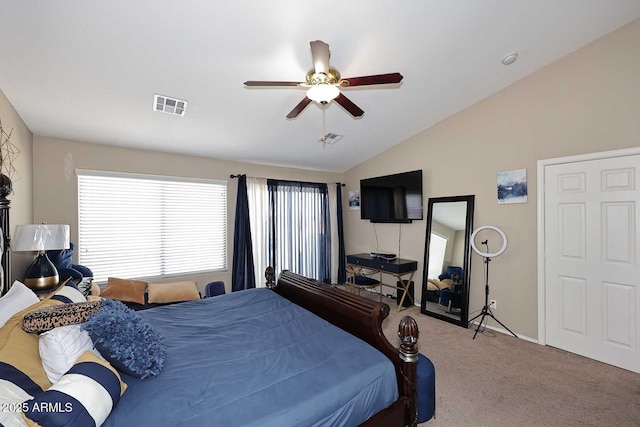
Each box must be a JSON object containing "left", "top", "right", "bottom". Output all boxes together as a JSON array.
[{"left": 544, "top": 154, "right": 640, "bottom": 373}]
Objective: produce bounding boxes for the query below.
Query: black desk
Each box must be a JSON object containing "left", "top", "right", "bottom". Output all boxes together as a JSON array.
[{"left": 346, "top": 253, "right": 418, "bottom": 310}]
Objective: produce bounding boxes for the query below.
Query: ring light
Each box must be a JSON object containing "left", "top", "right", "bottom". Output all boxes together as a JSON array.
[
  {"left": 470, "top": 226, "right": 508, "bottom": 258},
  {"left": 468, "top": 225, "right": 517, "bottom": 339}
]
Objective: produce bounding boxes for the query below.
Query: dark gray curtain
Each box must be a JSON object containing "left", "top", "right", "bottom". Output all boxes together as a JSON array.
[
  {"left": 267, "top": 179, "right": 330, "bottom": 282},
  {"left": 336, "top": 183, "right": 346, "bottom": 284},
  {"left": 231, "top": 175, "right": 256, "bottom": 292}
]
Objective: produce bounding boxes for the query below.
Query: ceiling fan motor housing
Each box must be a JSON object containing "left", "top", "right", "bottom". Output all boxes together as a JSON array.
[{"left": 305, "top": 66, "right": 342, "bottom": 86}]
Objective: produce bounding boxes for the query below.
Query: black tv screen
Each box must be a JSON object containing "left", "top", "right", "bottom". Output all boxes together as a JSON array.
[{"left": 360, "top": 170, "right": 423, "bottom": 223}]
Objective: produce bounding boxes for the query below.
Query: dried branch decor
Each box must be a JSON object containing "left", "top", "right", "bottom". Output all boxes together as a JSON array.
[{"left": 0, "top": 117, "right": 19, "bottom": 181}]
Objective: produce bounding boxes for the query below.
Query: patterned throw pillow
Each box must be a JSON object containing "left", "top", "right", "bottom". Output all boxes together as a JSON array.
[
  {"left": 22, "top": 351, "right": 127, "bottom": 427},
  {"left": 22, "top": 301, "right": 104, "bottom": 334}
]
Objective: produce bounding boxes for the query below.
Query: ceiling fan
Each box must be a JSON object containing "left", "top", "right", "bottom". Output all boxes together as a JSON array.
[{"left": 244, "top": 40, "right": 403, "bottom": 119}]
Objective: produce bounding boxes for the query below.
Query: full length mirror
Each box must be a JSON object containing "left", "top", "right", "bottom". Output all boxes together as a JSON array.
[{"left": 420, "top": 195, "right": 475, "bottom": 327}]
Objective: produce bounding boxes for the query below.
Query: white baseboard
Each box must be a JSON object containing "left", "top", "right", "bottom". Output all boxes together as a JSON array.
[{"left": 468, "top": 320, "right": 539, "bottom": 344}]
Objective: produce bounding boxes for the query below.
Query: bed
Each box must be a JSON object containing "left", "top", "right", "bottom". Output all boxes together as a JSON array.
[
  {"left": 0, "top": 268, "right": 420, "bottom": 427},
  {"left": 102, "top": 269, "right": 420, "bottom": 427}
]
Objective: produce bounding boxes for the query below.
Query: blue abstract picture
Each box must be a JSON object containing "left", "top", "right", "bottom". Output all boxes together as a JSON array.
[{"left": 497, "top": 169, "right": 527, "bottom": 204}]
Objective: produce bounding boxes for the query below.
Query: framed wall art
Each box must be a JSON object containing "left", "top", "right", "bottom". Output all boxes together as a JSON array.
[{"left": 497, "top": 169, "right": 527, "bottom": 204}]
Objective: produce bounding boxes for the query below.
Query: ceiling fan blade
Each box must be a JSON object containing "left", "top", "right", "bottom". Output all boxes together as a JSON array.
[
  {"left": 286, "top": 97, "right": 312, "bottom": 119},
  {"left": 310, "top": 40, "right": 330, "bottom": 76},
  {"left": 244, "top": 81, "right": 300, "bottom": 87},
  {"left": 334, "top": 93, "right": 364, "bottom": 117},
  {"left": 341, "top": 72, "right": 403, "bottom": 87}
]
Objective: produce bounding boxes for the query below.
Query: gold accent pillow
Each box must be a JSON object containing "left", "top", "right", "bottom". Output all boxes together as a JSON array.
[
  {"left": 147, "top": 281, "right": 200, "bottom": 304},
  {"left": 101, "top": 277, "right": 148, "bottom": 305},
  {"left": 0, "top": 297, "right": 64, "bottom": 392},
  {"left": 426, "top": 280, "right": 439, "bottom": 291},
  {"left": 428, "top": 279, "right": 451, "bottom": 290}
]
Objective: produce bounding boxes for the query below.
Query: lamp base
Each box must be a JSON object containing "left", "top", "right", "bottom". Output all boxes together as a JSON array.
[{"left": 23, "top": 252, "right": 59, "bottom": 292}]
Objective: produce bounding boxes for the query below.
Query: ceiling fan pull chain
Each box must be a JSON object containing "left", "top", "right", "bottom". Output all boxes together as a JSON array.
[{"left": 322, "top": 102, "right": 327, "bottom": 141}]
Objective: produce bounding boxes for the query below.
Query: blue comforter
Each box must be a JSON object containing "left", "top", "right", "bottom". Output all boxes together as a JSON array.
[{"left": 104, "top": 288, "right": 398, "bottom": 427}]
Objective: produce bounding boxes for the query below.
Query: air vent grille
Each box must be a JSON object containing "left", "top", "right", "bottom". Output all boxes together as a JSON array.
[
  {"left": 318, "top": 133, "right": 343, "bottom": 144},
  {"left": 154, "top": 94, "right": 187, "bottom": 116}
]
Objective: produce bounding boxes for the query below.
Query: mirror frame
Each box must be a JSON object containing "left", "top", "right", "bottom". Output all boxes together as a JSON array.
[{"left": 420, "top": 195, "right": 475, "bottom": 327}]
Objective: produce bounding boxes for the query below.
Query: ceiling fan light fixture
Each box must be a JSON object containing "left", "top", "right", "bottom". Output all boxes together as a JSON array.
[{"left": 306, "top": 85, "right": 340, "bottom": 103}]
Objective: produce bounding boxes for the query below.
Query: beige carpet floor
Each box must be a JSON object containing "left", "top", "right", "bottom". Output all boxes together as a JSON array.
[{"left": 349, "top": 290, "right": 640, "bottom": 427}]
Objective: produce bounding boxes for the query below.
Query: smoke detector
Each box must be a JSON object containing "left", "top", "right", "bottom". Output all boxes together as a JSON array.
[
  {"left": 154, "top": 94, "right": 187, "bottom": 116},
  {"left": 318, "top": 133, "right": 343, "bottom": 144},
  {"left": 501, "top": 52, "right": 518, "bottom": 66}
]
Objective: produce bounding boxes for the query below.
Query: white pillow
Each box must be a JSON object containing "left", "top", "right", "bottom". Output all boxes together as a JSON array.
[
  {"left": 39, "top": 324, "right": 104, "bottom": 384},
  {"left": 0, "top": 280, "right": 39, "bottom": 328}
]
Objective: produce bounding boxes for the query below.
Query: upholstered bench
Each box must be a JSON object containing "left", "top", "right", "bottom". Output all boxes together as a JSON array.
[{"left": 417, "top": 353, "right": 436, "bottom": 422}]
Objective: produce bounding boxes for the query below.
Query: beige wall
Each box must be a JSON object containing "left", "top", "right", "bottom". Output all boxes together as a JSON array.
[
  {"left": 33, "top": 136, "right": 341, "bottom": 294},
  {"left": 344, "top": 19, "right": 640, "bottom": 339},
  {"left": 451, "top": 230, "right": 465, "bottom": 267},
  {"left": 0, "top": 89, "right": 34, "bottom": 284}
]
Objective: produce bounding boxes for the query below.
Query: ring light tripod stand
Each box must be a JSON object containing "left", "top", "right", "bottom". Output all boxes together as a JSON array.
[{"left": 468, "top": 226, "right": 518, "bottom": 339}]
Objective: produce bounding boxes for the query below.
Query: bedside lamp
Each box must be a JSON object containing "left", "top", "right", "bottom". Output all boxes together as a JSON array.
[{"left": 12, "top": 224, "right": 70, "bottom": 291}]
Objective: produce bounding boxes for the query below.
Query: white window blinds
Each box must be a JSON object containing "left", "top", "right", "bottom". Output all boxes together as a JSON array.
[{"left": 77, "top": 170, "right": 227, "bottom": 283}]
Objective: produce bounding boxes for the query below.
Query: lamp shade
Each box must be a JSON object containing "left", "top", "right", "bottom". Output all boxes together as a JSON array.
[{"left": 12, "top": 224, "right": 70, "bottom": 252}]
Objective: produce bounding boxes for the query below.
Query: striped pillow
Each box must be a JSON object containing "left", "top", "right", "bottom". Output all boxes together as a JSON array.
[
  {"left": 22, "top": 351, "right": 127, "bottom": 427},
  {"left": 51, "top": 282, "right": 87, "bottom": 304},
  {"left": 0, "top": 361, "right": 43, "bottom": 427}
]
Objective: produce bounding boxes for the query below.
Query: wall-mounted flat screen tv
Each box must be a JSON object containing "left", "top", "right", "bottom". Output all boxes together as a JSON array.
[{"left": 360, "top": 170, "right": 423, "bottom": 223}]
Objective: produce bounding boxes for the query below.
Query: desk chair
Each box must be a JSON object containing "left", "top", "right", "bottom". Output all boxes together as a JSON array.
[
  {"left": 205, "top": 281, "right": 225, "bottom": 298},
  {"left": 346, "top": 265, "right": 383, "bottom": 302}
]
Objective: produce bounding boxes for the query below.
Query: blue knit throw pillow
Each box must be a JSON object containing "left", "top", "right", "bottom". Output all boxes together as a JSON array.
[{"left": 82, "top": 298, "right": 166, "bottom": 379}]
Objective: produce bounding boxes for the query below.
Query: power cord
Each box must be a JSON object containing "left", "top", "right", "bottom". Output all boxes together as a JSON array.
[
  {"left": 372, "top": 222, "right": 379, "bottom": 251},
  {"left": 397, "top": 223, "right": 402, "bottom": 259}
]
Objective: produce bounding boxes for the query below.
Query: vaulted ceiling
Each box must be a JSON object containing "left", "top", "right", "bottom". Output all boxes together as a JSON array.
[{"left": 1, "top": 1, "right": 639, "bottom": 172}]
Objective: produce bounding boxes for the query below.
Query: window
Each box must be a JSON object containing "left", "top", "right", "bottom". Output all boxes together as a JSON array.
[
  {"left": 77, "top": 170, "right": 227, "bottom": 283},
  {"left": 427, "top": 232, "right": 448, "bottom": 280},
  {"left": 266, "top": 180, "right": 330, "bottom": 282},
  {"left": 247, "top": 178, "right": 331, "bottom": 285}
]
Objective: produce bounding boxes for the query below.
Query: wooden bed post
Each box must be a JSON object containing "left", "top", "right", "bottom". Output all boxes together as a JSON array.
[
  {"left": 265, "top": 266, "right": 275, "bottom": 289},
  {"left": 0, "top": 173, "right": 11, "bottom": 296},
  {"left": 398, "top": 316, "right": 419, "bottom": 427}
]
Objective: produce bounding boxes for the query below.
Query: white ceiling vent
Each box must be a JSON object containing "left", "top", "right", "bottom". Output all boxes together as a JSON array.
[
  {"left": 318, "top": 133, "right": 343, "bottom": 144},
  {"left": 154, "top": 94, "right": 187, "bottom": 116}
]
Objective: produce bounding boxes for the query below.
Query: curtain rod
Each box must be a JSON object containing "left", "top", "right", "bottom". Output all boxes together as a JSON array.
[{"left": 230, "top": 174, "right": 344, "bottom": 186}]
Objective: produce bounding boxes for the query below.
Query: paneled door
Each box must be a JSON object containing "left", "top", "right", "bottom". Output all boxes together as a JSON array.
[{"left": 544, "top": 154, "right": 640, "bottom": 373}]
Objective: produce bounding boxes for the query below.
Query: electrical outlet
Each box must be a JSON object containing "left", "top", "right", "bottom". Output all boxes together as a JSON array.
[{"left": 489, "top": 299, "right": 497, "bottom": 310}]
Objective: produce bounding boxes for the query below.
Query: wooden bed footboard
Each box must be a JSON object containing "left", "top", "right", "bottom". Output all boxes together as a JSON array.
[{"left": 269, "top": 269, "right": 419, "bottom": 427}]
